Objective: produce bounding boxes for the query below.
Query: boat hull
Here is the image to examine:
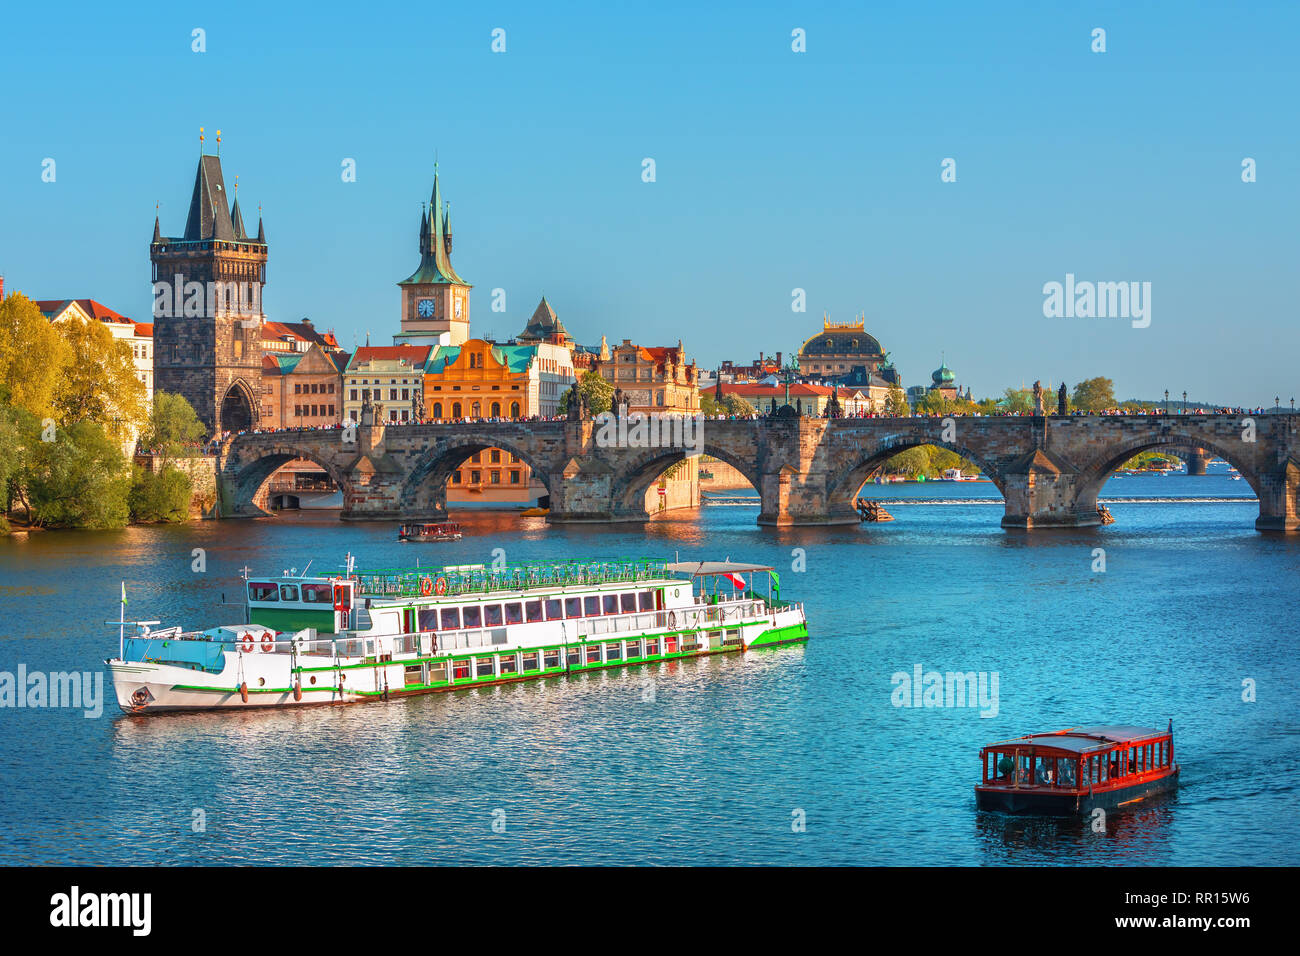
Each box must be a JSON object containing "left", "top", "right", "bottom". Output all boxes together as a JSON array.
[
  {"left": 109, "top": 610, "right": 809, "bottom": 715},
  {"left": 975, "top": 767, "right": 1179, "bottom": 816}
]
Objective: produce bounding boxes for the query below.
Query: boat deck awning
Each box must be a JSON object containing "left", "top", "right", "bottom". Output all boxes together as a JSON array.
[
  {"left": 983, "top": 726, "right": 1168, "bottom": 754},
  {"left": 663, "top": 561, "right": 774, "bottom": 576}
]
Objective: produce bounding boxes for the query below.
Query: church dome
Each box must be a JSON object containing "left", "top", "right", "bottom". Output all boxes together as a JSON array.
[
  {"left": 931, "top": 364, "right": 955, "bottom": 386},
  {"left": 798, "top": 316, "right": 884, "bottom": 359}
]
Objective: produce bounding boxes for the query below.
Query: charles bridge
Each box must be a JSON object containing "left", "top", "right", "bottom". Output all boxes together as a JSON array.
[{"left": 217, "top": 412, "right": 1300, "bottom": 532}]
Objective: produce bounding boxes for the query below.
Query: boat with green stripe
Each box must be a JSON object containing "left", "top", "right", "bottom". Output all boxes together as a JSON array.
[{"left": 107, "top": 557, "right": 808, "bottom": 714}]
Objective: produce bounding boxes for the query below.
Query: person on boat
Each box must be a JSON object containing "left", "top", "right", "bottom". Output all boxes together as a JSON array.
[{"left": 997, "top": 756, "right": 1015, "bottom": 781}]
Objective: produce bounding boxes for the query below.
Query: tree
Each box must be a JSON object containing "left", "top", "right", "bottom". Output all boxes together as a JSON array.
[
  {"left": 885, "top": 446, "right": 931, "bottom": 477},
  {"left": 884, "top": 386, "right": 910, "bottom": 416},
  {"left": 21, "top": 420, "right": 130, "bottom": 528},
  {"left": 559, "top": 370, "right": 614, "bottom": 415},
  {"left": 53, "top": 316, "right": 147, "bottom": 444},
  {"left": 143, "top": 392, "right": 206, "bottom": 465},
  {"left": 129, "top": 464, "right": 193, "bottom": 523},
  {"left": 0, "top": 292, "right": 69, "bottom": 418},
  {"left": 1072, "top": 377, "right": 1117, "bottom": 413},
  {"left": 1001, "top": 387, "right": 1033, "bottom": 414}
]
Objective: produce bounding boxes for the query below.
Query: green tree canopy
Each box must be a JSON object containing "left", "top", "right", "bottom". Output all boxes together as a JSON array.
[
  {"left": 702, "top": 390, "right": 755, "bottom": 417},
  {"left": 1001, "top": 387, "right": 1034, "bottom": 414},
  {"left": 559, "top": 370, "right": 614, "bottom": 415},
  {"left": 884, "top": 386, "right": 910, "bottom": 416},
  {"left": 53, "top": 316, "right": 147, "bottom": 444},
  {"left": 20, "top": 420, "right": 130, "bottom": 529},
  {"left": 1072, "top": 376, "right": 1117, "bottom": 412},
  {"left": 143, "top": 391, "right": 206, "bottom": 464},
  {"left": 129, "top": 464, "right": 193, "bottom": 523}
]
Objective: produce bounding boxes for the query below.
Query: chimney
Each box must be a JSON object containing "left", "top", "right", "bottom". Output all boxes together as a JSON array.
[{"left": 0, "top": 275, "right": 4, "bottom": 300}]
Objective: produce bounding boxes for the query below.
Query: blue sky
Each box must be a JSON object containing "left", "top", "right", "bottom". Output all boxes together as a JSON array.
[{"left": 1, "top": 0, "right": 1296, "bottom": 406}]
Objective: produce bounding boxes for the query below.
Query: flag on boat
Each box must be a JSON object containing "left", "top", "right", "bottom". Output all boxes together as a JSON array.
[
  {"left": 769, "top": 570, "right": 780, "bottom": 597},
  {"left": 724, "top": 571, "right": 746, "bottom": 589},
  {"left": 121, "top": 582, "right": 127, "bottom": 606}
]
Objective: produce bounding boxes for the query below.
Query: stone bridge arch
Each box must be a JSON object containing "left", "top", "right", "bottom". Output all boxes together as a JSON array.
[
  {"left": 399, "top": 433, "right": 560, "bottom": 519},
  {"left": 1070, "top": 431, "right": 1278, "bottom": 527},
  {"left": 221, "top": 441, "right": 354, "bottom": 517},
  {"left": 823, "top": 432, "right": 1010, "bottom": 518},
  {"left": 609, "top": 442, "right": 763, "bottom": 520}
]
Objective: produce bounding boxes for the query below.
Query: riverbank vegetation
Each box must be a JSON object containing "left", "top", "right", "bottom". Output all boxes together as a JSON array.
[{"left": 0, "top": 292, "right": 205, "bottom": 533}]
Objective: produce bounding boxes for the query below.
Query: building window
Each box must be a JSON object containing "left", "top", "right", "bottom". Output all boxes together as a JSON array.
[
  {"left": 490, "top": 450, "right": 501, "bottom": 463},
  {"left": 471, "top": 470, "right": 481, "bottom": 484},
  {"left": 510, "top": 401, "right": 520, "bottom": 418},
  {"left": 491, "top": 402, "right": 501, "bottom": 417},
  {"left": 432, "top": 402, "right": 442, "bottom": 419},
  {"left": 452, "top": 402, "right": 462, "bottom": 417},
  {"left": 510, "top": 471, "right": 521, "bottom": 484},
  {"left": 350, "top": 389, "right": 357, "bottom": 401},
  {"left": 491, "top": 471, "right": 501, "bottom": 484}
]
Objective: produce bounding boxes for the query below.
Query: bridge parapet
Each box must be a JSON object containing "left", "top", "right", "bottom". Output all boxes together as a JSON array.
[{"left": 214, "top": 413, "right": 1300, "bottom": 532}]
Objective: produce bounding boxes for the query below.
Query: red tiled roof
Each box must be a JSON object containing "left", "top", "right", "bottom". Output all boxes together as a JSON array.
[
  {"left": 133, "top": 322, "right": 153, "bottom": 337},
  {"left": 347, "top": 345, "right": 432, "bottom": 369},
  {"left": 35, "top": 298, "right": 133, "bottom": 323}
]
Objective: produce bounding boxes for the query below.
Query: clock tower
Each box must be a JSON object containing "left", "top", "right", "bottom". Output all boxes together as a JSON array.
[{"left": 396, "top": 168, "right": 471, "bottom": 346}]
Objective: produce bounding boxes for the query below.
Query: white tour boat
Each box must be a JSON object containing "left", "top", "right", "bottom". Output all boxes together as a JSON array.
[{"left": 107, "top": 557, "right": 808, "bottom": 714}]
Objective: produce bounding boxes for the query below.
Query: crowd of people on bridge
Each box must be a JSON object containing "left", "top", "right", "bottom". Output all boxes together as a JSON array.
[{"left": 192, "top": 402, "right": 1289, "bottom": 456}]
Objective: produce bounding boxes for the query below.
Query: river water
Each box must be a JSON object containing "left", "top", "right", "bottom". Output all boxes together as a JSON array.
[{"left": 1, "top": 469, "right": 1296, "bottom": 865}]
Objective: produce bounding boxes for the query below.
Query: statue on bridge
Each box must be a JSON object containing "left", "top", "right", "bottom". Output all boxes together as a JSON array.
[
  {"left": 565, "top": 382, "right": 591, "bottom": 422},
  {"left": 1033, "top": 380, "right": 1045, "bottom": 416},
  {"left": 1058, "top": 382, "right": 1068, "bottom": 416}
]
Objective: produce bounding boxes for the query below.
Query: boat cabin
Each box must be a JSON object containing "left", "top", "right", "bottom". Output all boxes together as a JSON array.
[
  {"left": 246, "top": 576, "right": 355, "bottom": 635},
  {"left": 976, "top": 724, "right": 1179, "bottom": 815},
  {"left": 399, "top": 521, "right": 462, "bottom": 542}
]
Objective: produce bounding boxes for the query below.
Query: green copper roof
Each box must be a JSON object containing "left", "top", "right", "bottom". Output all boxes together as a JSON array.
[{"left": 399, "top": 170, "right": 468, "bottom": 287}]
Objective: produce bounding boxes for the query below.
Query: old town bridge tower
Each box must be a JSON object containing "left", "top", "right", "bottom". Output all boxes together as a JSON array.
[{"left": 150, "top": 148, "right": 267, "bottom": 435}]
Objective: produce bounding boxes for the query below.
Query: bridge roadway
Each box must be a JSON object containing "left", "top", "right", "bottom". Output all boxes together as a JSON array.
[{"left": 217, "top": 412, "right": 1300, "bottom": 532}]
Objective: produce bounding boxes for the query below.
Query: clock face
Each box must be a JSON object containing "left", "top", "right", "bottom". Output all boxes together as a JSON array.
[{"left": 417, "top": 298, "right": 435, "bottom": 318}]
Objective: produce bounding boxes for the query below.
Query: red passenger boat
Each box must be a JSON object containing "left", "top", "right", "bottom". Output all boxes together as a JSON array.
[
  {"left": 975, "top": 723, "right": 1179, "bottom": 815},
  {"left": 398, "top": 521, "right": 463, "bottom": 543}
]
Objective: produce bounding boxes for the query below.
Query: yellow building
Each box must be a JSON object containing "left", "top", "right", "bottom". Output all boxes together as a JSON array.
[{"left": 600, "top": 339, "right": 700, "bottom": 413}]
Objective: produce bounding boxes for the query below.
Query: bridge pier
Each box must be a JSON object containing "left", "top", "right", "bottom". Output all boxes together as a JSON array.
[
  {"left": 1255, "top": 463, "right": 1300, "bottom": 532},
  {"left": 756, "top": 464, "right": 857, "bottom": 526},
  {"left": 1186, "top": 448, "right": 1210, "bottom": 476},
  {"left": 1000, "top": 451, "right": 1101, "bottom": 529}
]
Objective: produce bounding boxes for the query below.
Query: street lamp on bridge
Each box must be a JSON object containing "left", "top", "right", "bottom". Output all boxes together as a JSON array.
[
  {"left": 1183, "top": 390, "right": 1187, "bottom": 413},
  {"left": 1164, "top": 389, "right": 1169, "bottom": 414}
]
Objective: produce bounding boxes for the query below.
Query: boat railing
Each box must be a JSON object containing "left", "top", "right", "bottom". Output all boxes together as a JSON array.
[
  {"left": 122, "top": 596, "right": 801, "bottom": 665},
  {"left": 348, "top": 557, "right": 669, "bottom": 598}
]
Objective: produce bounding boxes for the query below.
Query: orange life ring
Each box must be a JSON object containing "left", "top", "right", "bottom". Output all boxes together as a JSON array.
[
  {"left": 434, "top": 576, "right": 447, "bottom": 595},
  {"left": 419, "top": 576, "right": 433, "bottom": 596},
  {"left": 239, "top": 682, "right": 249, "bottom": 703},
  {"left": 260, "top": 632, "right": 274, "bottom": 653},
  {"left": 240, "top": 632, "right": 254, "bottom": 654}
]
